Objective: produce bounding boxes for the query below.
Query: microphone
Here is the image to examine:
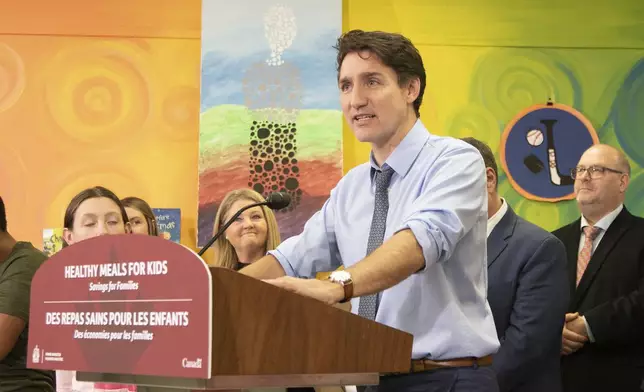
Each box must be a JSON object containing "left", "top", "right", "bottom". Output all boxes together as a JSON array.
[
  {"left": 198, "top": 192, "right": 291, "bottom": 256},
  {"left": 264, "top": 192, "right": 291, "bottom": 210}
]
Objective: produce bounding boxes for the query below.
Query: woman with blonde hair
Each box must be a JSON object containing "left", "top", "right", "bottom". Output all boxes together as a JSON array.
[
  {"left": 212, "top": 189, "right": 317, "bottom": 392},
  {"left": 211, "top": 189, "right": 280, "bottom": 270}
]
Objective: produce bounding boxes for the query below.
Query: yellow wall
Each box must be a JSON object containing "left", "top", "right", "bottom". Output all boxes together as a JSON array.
[
  {"left": 344, "top": 0, "right": 644, "bottom": 230},
  {"left": 342, "top": 0, "right": 644, "bottom": 169}
]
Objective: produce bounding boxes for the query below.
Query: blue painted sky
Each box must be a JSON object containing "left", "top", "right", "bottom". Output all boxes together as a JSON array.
[{"left": 200, "top": 0, "right": 342, "bottom": 112}]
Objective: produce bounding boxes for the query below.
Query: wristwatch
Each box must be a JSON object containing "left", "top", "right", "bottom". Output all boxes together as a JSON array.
[{"left": 328, "top": 270, "right": 354, "bottom": 303}]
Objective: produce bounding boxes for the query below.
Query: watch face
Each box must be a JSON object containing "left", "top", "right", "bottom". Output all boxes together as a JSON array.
[{"left": 331, "top": 270, "right": 351, "bottom": 282}]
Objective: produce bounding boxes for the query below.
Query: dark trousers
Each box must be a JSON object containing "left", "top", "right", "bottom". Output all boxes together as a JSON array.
[
  {"left": 364, "top": 366, "right": 498, "bottom": 392},
  {"left": 287, "top": 388, "right": 316, "bottom": 392}
]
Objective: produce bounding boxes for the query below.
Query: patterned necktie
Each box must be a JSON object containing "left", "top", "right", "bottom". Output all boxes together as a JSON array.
[
  {"left": 577, "top": 225, "right": 601, "bottom": 286},
  {"left": 358, "top": 165, "right": 395, "bottom": 321}
]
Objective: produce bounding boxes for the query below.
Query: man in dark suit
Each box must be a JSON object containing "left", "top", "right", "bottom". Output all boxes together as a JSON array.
[
  {"left": 553, "top": 144, "right": 644, "bottom": 392},
  {"left": 464, "top": 138, "right": 569, "bottom": 392}
]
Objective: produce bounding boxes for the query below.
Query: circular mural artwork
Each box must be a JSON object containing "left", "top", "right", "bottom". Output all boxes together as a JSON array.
[{"left": 500, "top": 101, "right": 599, "bottom": 202}]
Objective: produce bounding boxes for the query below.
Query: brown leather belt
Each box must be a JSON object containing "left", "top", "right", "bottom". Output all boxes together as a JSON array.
[{"left": 409, "top": 355, "right": 493, "bottom": 373}]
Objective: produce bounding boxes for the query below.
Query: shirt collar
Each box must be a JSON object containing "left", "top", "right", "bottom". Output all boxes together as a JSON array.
[
  {"left": 369, "top": 119, "right": 430, "bottom": 180},
  {"left": 580, "top": 203, "right": 624, "bottom": 231},
  {"left": 487, "top": 198, "right": 508, "bottom": 238}
]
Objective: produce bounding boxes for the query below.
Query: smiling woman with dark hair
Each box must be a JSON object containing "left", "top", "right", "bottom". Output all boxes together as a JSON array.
[{"left": 0, "top": 196, "right": 55, "bottom": 391}]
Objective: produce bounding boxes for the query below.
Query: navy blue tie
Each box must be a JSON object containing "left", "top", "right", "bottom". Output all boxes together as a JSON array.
[{"left": 357, "top": 165, "right": 395, "bottom": 321}]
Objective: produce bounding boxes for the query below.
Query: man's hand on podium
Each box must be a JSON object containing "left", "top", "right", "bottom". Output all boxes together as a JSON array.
[{"left": 263, "top": 276, "right": 345, "bottom": 305}]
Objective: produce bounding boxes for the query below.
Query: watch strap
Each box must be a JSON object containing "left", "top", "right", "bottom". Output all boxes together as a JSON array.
[{"left": 340, "top": 278, "right": 353, "bottom": 304}]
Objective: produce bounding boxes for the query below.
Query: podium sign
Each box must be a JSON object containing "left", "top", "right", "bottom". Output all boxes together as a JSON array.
[{"left": 27, "top": 234, "right": 212, "bottom": 379}]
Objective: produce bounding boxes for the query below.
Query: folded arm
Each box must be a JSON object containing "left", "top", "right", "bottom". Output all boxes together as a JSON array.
[
  {"left": 347, "top": 146, "right": 487, "bottom": 298},
  {"left": 246, "top": 145, "right": 487, "bottom": 306}
]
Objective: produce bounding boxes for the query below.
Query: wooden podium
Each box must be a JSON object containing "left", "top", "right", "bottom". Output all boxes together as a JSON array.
[{"left": 27, "top": 235, "right": 413, "bottom": 391}]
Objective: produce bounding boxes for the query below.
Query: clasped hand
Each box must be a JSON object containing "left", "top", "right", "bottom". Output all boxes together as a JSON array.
[{"left": 561, "top": 312, "right": 589, "bottom": 355}]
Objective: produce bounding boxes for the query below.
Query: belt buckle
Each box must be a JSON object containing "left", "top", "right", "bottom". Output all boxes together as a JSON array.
[{"left": 471, "top": 356, "right": 480, "bottom": 369}]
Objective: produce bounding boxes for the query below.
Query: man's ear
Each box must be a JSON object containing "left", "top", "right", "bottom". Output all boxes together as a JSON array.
[
  {"left": 485, "top": 167, "right": 497, "bottom": 192},
  {"left": 405, "top": 77, "right": 421, "bottom": 105},
  {"left": 620, "top": 174, "right": 630, "bottom": 193}
]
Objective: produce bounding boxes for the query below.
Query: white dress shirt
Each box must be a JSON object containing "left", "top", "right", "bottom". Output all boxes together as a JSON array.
[
  {"left": 578, "top": 204, "right": 623, "bottom": 254},
  {"left": 487, "top": 198, "right": 508, "bottom": 238}
]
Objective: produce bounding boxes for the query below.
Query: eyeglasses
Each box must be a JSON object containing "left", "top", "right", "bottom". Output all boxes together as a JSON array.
[{"left": 571, "top": 165, "right": 624, "bottom": 180}]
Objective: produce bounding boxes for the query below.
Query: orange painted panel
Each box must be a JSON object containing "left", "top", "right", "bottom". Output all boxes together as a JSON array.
[
  {"left": 0, "top": 0, "right": 201, "bottom": 39},
  {"left": 0, "top": 34, "right": 201, "bottom": 248}
]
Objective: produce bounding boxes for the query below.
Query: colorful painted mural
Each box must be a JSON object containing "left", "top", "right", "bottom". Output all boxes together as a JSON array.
[{"left": 198, "top": 0, "right": 343, "bottom": 245}]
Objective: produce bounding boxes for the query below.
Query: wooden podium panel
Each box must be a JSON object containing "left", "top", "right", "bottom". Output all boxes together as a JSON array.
[{"left": 209, "top": 268, "right": 412, "bottom": 376}]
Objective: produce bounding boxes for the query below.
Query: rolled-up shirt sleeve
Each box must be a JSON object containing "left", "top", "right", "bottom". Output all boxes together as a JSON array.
[
  {"left": 268, "top": 182, "right": 343, "bottom": 279},
  {"left": 396, "top": 144, "right": 487, "bottom": 270}
]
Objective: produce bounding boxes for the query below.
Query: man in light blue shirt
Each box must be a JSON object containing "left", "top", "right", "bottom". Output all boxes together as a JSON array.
[{"left": 241, "top": 30, "right": 499, "bottom": 392}]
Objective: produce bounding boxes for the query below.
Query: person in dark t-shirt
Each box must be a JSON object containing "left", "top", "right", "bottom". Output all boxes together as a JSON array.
[{"left": 0, "top": 196, "right": 54, "bottom": 392}]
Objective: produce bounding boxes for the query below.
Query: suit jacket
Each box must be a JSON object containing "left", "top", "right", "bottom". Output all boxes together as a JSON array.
[
  {"left": 553, "top": 207, "right": 644, "bottom": 392},
  {"left": 487, "top": 206, "right": 568, "bottom": 392}
]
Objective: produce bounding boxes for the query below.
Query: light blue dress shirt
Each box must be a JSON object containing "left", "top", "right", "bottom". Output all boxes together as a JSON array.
[{"left": 269, "top": 120, "right": 500, "bottom": 360}]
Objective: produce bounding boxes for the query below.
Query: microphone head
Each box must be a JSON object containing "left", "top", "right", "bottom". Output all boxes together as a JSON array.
[{"left": 265, "top": 192, "right": 291, "bottom": 210}]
